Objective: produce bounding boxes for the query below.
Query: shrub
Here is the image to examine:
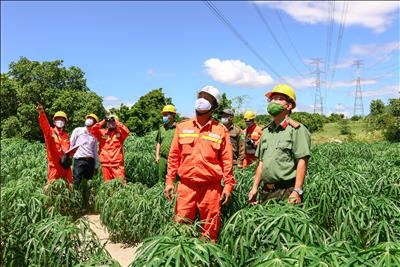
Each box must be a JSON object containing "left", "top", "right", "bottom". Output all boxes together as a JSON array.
[
  {"left": 131, "top": 235, "right": 235, "bottom": 267},
  {"left": 291, "top": 112, "right": 324, "bottom": 133}
]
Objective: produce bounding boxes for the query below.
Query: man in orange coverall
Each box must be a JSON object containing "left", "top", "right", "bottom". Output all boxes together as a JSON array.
[
  {"left": 164, "top": 85, "right": 236, "bottom": 243},
  {"left": 36, "top": 104, "right": 72, "bottom": 184},
  {"left": 241, "top": 111, "right": 263, "bottom": 168},
  {"left": 90, "top": 115, "right": 130, "bottom": 181}
]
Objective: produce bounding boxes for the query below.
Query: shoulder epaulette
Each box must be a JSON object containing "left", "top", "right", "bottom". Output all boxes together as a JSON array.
[{"left": 288, "top": 119, "right": 300, "bottom": 129}]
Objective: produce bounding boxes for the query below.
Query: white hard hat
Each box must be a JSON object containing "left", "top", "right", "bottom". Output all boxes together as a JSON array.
[{"left": 198, "top": 85, "right": 221, "bottom": 105}]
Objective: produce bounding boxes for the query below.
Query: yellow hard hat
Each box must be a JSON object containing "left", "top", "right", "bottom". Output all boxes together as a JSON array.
[
  {"left": 244, "top": 111, "right": 256, "bottom": 121},
  {"left": 85, "top": 113, "right": 99, "bottom": 122},
  {"left": 265, "top": 84, "right": 296, "bottom": 108},
  {"left": 161, "top": 105, "right": 177, "bottom": 114},
  {"left": 53, "top": 111, "right": 67, "bottom": 121}
]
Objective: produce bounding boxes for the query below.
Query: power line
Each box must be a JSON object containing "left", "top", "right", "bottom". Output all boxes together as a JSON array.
[
  {"left": 274, "top": 9, "right": 311, "bottom": 72},
  {"left": 364, "top": 69, "right": 398, "bottom": 81},
  {"left": 328, "top": 1, "right": 349, "bottom": 88},
  {"left": 324, "top": 1, "right": 335, "bottom": 83},
  {"left": 364, "top": 49, "right": 400, "bottom": 70},
  {"left": 324, "top": 1, "right": 335, "bottom": 116},
  {"left": 326, "top": 1, "right": 350, "bottom": 111},
  {"left": 203, "top": 1, "right": 286, "bottom": 82},
  {"left": 364, "top": 62, "right": 399, "bottom": 74},
  {"left": 253, "top": 4, "right": 306, "bottom": 78}
]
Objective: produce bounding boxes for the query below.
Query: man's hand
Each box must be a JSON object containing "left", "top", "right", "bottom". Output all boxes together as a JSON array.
[
  {"left": 248, "top": 187, "right": 259, "bottom": 205},
  {"left": 288, "top": 191, "right": 302, "bottom": 204},
  {"left": 164, "top": 184, "right": 175, "bottom": 202},
  {"left": 220, "top": 189, "right": 231, "bottom": 205},
  {"left": 36, "top": 104, "right": 44, "bottom": 113},
  {"left": 156, "top": 155, "right": 160, "bottom": 164}
]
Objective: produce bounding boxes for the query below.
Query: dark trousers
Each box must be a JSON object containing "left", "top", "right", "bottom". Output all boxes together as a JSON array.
[
  {"left": 73, "top": 158, "right": 95, "bottom": 210},
  {"left": 158, "top": 156, "right": 168, "bottom": 183},
  {"left": 260, "top": 178, "right": 297, "bottom": 203},
  {"left": 73, "top": 158, "right": 95, "bottom": 187}
]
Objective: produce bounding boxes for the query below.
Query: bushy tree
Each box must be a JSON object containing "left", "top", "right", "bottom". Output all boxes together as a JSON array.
[
  {"left": 338, "top": 119, "right": 352, "bottom": 135},
  {"left": 328, "top": 113, "right": 344, "bottom": 122},
  {"left": 370, "top": 99, "right": 385, "bottom": 116},
  {"left": 350, "top": 115, "right": 362, "bottom": 121},
  {"left": 231, "top": 95, "right": 250, "bottom": 115},
  {"left": 291, "top": 112, "right": 325, "bottom": 133},
  {"left": 385, "top": 99, "right": 400, "bottom": 142},
  {"left": 214, "top": 93, "right": 232, "bottom": 120},
  {"left": 255, "top": 114, "right": 272, "bottom": 127},
  {"left": 112, "top": 88, "right": 172, "bottom": 136},
  {"left": 1, "top": 57, "right": 105, "bottom": 140},
  {"left": 0, "top": 74, "right": 18, "bottom": 133},
  {"left": 366, "top": 98, "right": 400, "bottom": 142},
  {"left": 233, "top": 113, "right": 245, "bottom": 129},
  {"left": 387, "top": 98, "right": 400, "bottom": 117}
]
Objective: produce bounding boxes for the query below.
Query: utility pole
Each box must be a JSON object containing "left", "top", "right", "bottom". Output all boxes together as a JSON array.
[
  {"left": 353, "top": 60, "right": 364, "bottom": 116},
  {"left": 311, "top": 58, "right": 324, "bottom": 115}
]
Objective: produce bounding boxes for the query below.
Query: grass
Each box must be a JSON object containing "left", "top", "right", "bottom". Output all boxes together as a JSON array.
[{"left": 312, "top": 121, "right": 383, "bottom": 145}]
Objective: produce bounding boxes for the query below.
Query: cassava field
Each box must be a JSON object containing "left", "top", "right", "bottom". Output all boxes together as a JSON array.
[{"left": 1, "top": 134, "right": 399, "bottom": 267}]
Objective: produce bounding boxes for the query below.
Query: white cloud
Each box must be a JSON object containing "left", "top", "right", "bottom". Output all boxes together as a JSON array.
[
  {"left": 350, "top": 42, "right": 400, "bottom": 58},
  {"left": 103, "top": 95, "right": 136, "bottom": 110},
  {"left": 146, "top": 68, "right": 176, "bottom": 77},
  {"left": 332, "top": 58, "right": 356, "bottom": 70},
  {"left": 332, "top": 79, "right": 379, "bottom": 88},
  {"left": 293, "top": 104, "right": 315, "bottom": 113},
  {"left": 204, "top": 58, "right": 274, "bottom": 88},
  {"left": 104, "top": 95, "right": 118, "bottom": 101},
  {"left": 284, "top": 76, "right": 315, "bottom": 88},
  {"left": 257, "top": 1, "right": 400, "bottom": 33},
  {"left": 284, "top": 75, "right": 383, "bottom": 90},
  {"left": 353, "top": 84, "right": 400, "bottom": 97},
  {"left": 105, "top": 102, "right": 135, "bottom": 111}
]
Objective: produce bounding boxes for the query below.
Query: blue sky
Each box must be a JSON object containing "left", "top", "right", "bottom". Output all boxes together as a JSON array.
[{"left": 2, "top": 1, "right": 399, "bottom": 117}]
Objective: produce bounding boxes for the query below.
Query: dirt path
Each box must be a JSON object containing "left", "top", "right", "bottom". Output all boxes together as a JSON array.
[{"left": 85, "top": 214, "right": 139, "bottom": 267}]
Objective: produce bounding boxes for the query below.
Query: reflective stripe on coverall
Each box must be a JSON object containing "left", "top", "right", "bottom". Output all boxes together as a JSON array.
[
  {"left": 38, "top": 112, "right": 72, "bottom": 184},
  {"left": 166, "top": 118, "right": 236, "bottom": 242},
  {"left": 90, "top": 120, "right": 130, "bottom": 181}
]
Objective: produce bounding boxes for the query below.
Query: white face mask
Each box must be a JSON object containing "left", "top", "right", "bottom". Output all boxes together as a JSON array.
[
  {"left": 85, "top": 118, "right": 94, "bottom": 127},
  {"left": 195, "top": 98, "right": 212, "bottom": 112},
  {"left": 221, "top": 117, "right": 229, "bottom": 125},
  {"left": 55, "top": 120, "right": 65, "bottom": 128}
]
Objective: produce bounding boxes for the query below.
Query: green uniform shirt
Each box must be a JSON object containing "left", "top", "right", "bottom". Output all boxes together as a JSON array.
[
  {"left": 256, "top": 119, "right": 311, "bottom": 183},
  {"left": 156, "top": 124, "right": 176, "bottom": 158}
]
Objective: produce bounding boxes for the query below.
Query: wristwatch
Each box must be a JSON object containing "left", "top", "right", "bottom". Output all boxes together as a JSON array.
[{"left": 293, "top": 188, "right": 304, "bottom": 195}]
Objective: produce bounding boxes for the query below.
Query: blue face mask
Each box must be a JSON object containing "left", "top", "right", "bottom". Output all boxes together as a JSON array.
[{"left": 162, "top": 116, "right": 169, "bottom": 124}]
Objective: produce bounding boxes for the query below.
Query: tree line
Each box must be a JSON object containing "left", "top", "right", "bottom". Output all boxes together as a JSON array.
[{"left": 1, "top": 57, "right": 398, "bottom": 142}]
